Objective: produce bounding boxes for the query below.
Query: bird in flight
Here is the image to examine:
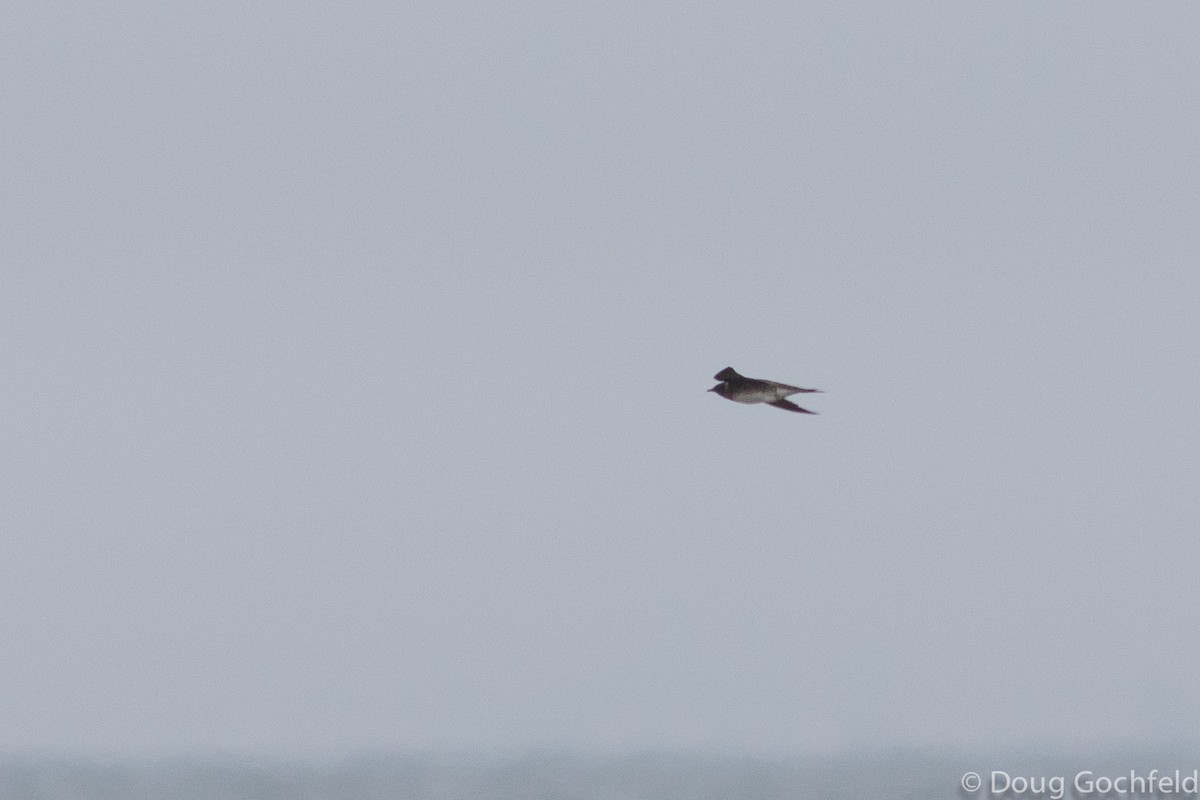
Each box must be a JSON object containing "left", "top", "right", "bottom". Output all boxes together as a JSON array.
[{"left": 708, "top": 367, "right": 822, "bottom": 414}]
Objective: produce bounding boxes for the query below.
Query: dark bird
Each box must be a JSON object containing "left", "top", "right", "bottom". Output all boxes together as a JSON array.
[{"left": 708, "top": 367, "right": 821, "bottom": 414}]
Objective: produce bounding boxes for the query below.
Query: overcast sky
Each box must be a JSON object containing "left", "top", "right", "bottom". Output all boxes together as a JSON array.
[{"left": 2, "top": 2, "right": 1198, "bottom": 757}]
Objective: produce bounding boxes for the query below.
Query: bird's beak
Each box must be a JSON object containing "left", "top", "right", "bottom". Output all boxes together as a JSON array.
[{"left": 706, "top": 386, "right": 717, "bottom": 392}]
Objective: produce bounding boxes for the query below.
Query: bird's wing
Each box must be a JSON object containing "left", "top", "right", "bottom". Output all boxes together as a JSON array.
[
  {"left": 714, "top": 367, "right": 742, "bottom": 381},
  {"left": 768, "top": 399, "right": 817, "bottom": 414}
]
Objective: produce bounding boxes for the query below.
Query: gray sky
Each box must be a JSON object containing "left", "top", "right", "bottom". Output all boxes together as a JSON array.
[{"left": 2, "top": 2, "right": 1198, "bottom": 756}]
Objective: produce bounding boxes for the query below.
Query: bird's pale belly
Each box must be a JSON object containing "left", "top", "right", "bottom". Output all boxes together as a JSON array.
[{"left": 730, "top": 388, "right": 784, "bottom": 403}]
